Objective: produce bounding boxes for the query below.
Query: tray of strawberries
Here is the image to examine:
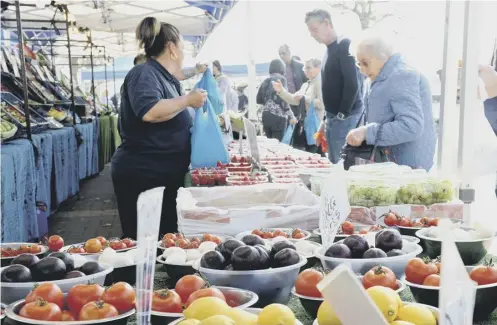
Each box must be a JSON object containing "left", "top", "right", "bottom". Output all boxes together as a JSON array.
[
  {"left": 226, "top": 175, "right": 269, "bottom": 186},
  {"left": 190, "top": 167, "right": 228, "bottom": 186}
]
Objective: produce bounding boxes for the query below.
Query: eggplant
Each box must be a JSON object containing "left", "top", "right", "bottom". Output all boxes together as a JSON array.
[
  {"left": 342, "top": 235, "right": 369, "bottom": 258},
  {"left": 375, "top": 229, "right": 402, "bottom": 253},
  {"left": 11, "top": 254, "right": 40, "bottom": 268},
  {"left": 270, "top": 240, "right": 296, "bottom": 257},
  {"left": 30, "top": 257, "right": 66, "bottom": 281},
  {"left": 49, "top": 252, "right": 74, "bottom": 272},
  {"left": 1, "top": 264, "right": 32, "bottom": 282},
  {"left": 324, "top": 243, "right": 352, "bottom": 258},
  {"left": 271, "top": 248, "right": 300, "bottom": 268},
  {"left": 200, "top": 251, "right": 226, "bottom": 270},
  {"left": 386, "top": 249, "right": 405, "bottom": 257},
  {"left": 216, "top": 239, "right": 245, "bottom": 262},
  {"left": 64, "top": 270, "right": 86, "bottom": 279},
  {"left": 241, "top": 234, "right": 265, "bottom": 246},
  {"left": 362, "top": 248, "right": 387, "bottom": 259},
  {"left": 254, "top": 245, "right": 271, "bottom": 269},
  {"left": 231, "top": 246, "right": 262, "bottom": 270},
  {"left": 79, "top": 261, "right": 105, "bottom": 275}
]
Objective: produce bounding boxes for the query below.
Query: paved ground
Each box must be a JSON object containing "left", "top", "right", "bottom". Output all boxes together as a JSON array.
[{"left": 47, "top": 164, "right": 122, "bottom": 245}]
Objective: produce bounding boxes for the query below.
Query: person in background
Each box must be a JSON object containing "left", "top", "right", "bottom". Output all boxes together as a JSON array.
[
  {"left": 212, "top": 60, "right": 239, "bottom": 112},
  {"left": 273, "top": 58, "right": 325, "bottom": 153},
  {"left": 257, "top": 59, "right": 297, "bottom": 141},
  {"left": 305, "top": 9, "right": 364, "bottom": 164},
  {"left": 278, "top": 44, "right": 308, "bottom": 116},
  {"left": 345, "top": 34, "right": 436, "bottom": 171},
  {"left": 237, "top": 84, "right": 249, "bottom": 112},
  {"left": 111, "top": 17, "right": 207, "bottom": 239}
]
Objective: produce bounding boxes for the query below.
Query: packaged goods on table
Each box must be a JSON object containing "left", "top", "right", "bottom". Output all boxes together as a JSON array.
[
  {"left": 226, "top": 175, "right": 269, "bottom": 186},
  {"left": 177, "top": 184, "right": 320, "bottom": 236},
  {"left": 189, "top": 168, "right": 228, "bottom": 187},
  {"left": 396, "top": 176, "right": 455, "bottom": 205},
  {"left": 348, "top": 177, "right": 399, "bottom": 208}
]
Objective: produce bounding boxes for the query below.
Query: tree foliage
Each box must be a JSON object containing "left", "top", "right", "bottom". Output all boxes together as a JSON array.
[{"left": 326, "top": 0, "right": 394, "bottom": 30}]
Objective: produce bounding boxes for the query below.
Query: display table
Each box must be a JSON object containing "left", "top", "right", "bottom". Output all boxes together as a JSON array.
[
  {"left": 98, "top": 115, "right": 112, "bottom": 171},
  {"left": 0, "top": 139, "right": 38, "bottom": 242}
]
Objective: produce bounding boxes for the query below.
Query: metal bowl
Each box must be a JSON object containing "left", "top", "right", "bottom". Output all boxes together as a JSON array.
[
  {"left": 0, "top": 243, "right": 49, "bottom": 267},
  {"left": 1, "top": 263, "right": 113, "bottom": 304},
  {"left": 150, "top": 286, "right": 259, "bottom": 325},
  {"left": 415, "top": 227, "right": 495, "bottom": 265},
  {"left": 156, "top": 255, "right": 195, "bottom": 285},
  {"left": 156, "top": 233, "right": 232, "bottom": 251},
  {"left": 311, "top": 303, "right": 439, "bottom": 324},
  {"left": 407, "top": 266, "right": 497, "bottom": 321},
  {"left": 235, "top": 229, "right": 311, "bottom": 242},
  {"left": 5, "top": 296, "right": 135, "bottom": 325},
  {"left": 316, "top": 239, "right": 423, "bottom": 278},
  {"left": 168, "top": 307, "right": 304, "bottom": 325},
  {"left": 197, "top": 256, "right": 307, "bottom": 307}
]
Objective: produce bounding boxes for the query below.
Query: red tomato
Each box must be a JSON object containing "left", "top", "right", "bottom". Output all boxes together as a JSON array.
[
  {"left": 109, "top": 240, "right": 127, "bottom": 250},
  {"left": 96, "top": 236, "right": 107, "bottom": 245},
  {"left": 67, "top": 283, "right": 105, "bottom": 315},
  {"left": 428, "top": 218, "right": 439, "bottom": 227},
  {"left": 359, "top": 229, "right": 368, "bottom": 234},
  {"left": 175, "top": 233, "right": 184, "bottom": 240},
  {"left": 163, "top": 238, "right": 175, "bottom": 248},
  {"left": 423, "top": 274, "right": 441, "bottom": 287},
  {"left": 273, "top": 230, "right": 287, "bottom": 238},
  {"left": 47, "top": 235, "right": 64, "bottom": 251},
  {"left": 469, "top": 261, "right": 497, "bottom": 285},
  {"left": 190, "top": 237, "right": 201, "bottom": 243},
  {"left": 26, "top": 283, "right": 65, "bottom": 309},
  {"left": 383, "top": 212, "right": 400, "bottom": 226},
  {"left": 295, "top": 269, "right": 324, "bottom": 297},
  {"left": 19, "top": 300, "right": 62, "bottom": 321},
  {"left": 151, "top": 289, "right": 182, "bottom": 313},
  {"left": 405, "top": 258, "right": 439, "bottom": 284},
  {"left": 68, "top": 246, "right": 85, "bottom": 254},
  {"left": 122, "top": 238, "right": 136, "bottom": 248},
  {"left": 176, "top": 239, "right": 191, "bottom": 249},
  {"left": 78, "top": 301, "right": 118, "bottom": 321},
  {"left": 190, "top": 241, "right": 199, "bottom": 249},
  {"left": 419, "top": 217, "right": 431, "bottom": 227},
  {"left": 293, "top": 232, "right": 306, "bottom": 239},
  {"left": 29, "top": 244, "right": 42, "bottom": 254},
  {"left": 185, "top": 288, "right": 226, "bottom": 307},
  {"left": 362, "top": 266, "right": 398, "bottom": 290},
  {"left": 163, "top": 233, "right": 177, "bottom": 241},
  {"left": 61, "top": 310, "right": 77, "bottom": 321},
  {"left": 210, "top": 236, "right": 223, "bottom": 245},
  {"left": 102, "top": 282, "right": 136, "bottom": 313},
  {"left": 341, "top": 222, "right": 355, "bottom": 235},
  {"left": 252, "top": 229, "right": 263, "bottom": 237},
  {"left": 174, "top": 274, "right": 206, "bottom": 302},
  {"left": 399, "top": 218, "right": 412, "bottom": 227}
]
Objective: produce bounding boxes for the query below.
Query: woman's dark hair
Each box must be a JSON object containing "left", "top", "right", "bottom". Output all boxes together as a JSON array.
[
  {"left": 133, "top": 53, "right": 147, "bottom": 65},
  {"left": 269, "top": 59, "right": 285, "bottom": 75},
  {"left": 136, "top": 17, "right": 181, "bottom": 58},
  {"left": 213, "top": 60, "right": 222, "bottom": 72}
]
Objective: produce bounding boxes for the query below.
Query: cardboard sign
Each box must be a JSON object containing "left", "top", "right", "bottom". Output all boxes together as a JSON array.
[
  {"left": 317, "top": 264, "right": 388, "bottom": 325},
  {"left": 243, "top": 117, "right": 260, "bottom": 162},
  {"left": 438, "top": 219, "right": 477, "bottom": 325},
  {"left": 319, "top": 162, "right": 351, "bottom": 248}
]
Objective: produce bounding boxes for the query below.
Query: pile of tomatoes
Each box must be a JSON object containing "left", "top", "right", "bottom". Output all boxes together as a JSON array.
[
  {"left": 251, "top": 228, "right": 306, "bottom": 239},
  {"left": 16, "top": 282, "right": 135, "bottom": 321},
  {"left": 62, "top": 236, "right": 135, "bottom": 254},
  {"left": 1, "top": 244, "right": 43, "bottom": 258},
  {"left": 152, "top": 274, "right": 240, "bottom": 313},
  {"left": 383, "top": 211, "right": 439, "bottom": 228},
  {"left": 338, "top": 221, "right": 383, "bottom": 235},
  {"left": 161, "top": 233, "right": 223, "bottom": 249}
]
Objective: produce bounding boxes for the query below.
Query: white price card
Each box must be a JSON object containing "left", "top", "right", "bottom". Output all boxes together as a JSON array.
[
  {"left": 243, "top": 117, "right": 260, "bottom": 162},
  {"left": 438, "top": 219, "right": 477, "bottom": 325},
  {"left": 319, "top": 162, "right": 351, "bottom": 249},
  {"left": 317, "top": 264, "right": 388, "bottom": 325}
]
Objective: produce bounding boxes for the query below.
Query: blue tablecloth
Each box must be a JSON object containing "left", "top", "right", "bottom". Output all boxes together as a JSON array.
[
  {"left": 45, "top": 127, "right": 79, "bottom": 205},
  {"left": 76, "top": 121, "right": 97, "bottom": 180},
  {"left": 92, "top": 118, "right": 99, "bottom": 176},
  {"left": 1, "top": 139, "right": 38, "bottom": 242},
  {"left": 31, "top": 132, "right": 53, "bottom": 238}
]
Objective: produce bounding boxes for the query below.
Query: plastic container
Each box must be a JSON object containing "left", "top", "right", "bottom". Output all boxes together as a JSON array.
[
  {"left": 226, "top": 176, "right": 269, "bottom": 186},
  {"left": 0, "top": 263, "right": 113, "bottom": 304},
  {"left": 310, "top": 175, "right": 325, "bottom": 196},
  {"left": 0, "top": 243, "right": 49, "bottom": 267},
  {"left": 272, "top": 178, "right": 304, "bottom": 184},
  {"left": 228, "top": 171, "right": 268, "bottom": 178},
  {"left": 347, "top": 176, "right": 399, "bottom": 207},
  {"left": 397, "top": 175, "right": 456, "bottom": 205},
  {"left": 59, "top": 243, "right": 135, "bottom": 260},
  {"left": 197, "top": 256, "right": 307, "bottom": 307},
  {"left": 261, "top": 160, "right": 296, "bottom": 167},
  {"left": 316, "top": 240, "right": 423, "bottom": 278},
  {"left": 235, "top": 228, "right": 311, "bottom": 241},
  {"left": 150, "top": 286, "right": 259, "bottom": 324},
  {"left": 227, "top": 163, "right": 252, "bottom": 172}
]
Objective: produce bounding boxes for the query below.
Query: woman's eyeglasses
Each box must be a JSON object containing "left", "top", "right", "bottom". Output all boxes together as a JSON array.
[{"left": 356, "top": 60, "right": 369, "bottom": 68}]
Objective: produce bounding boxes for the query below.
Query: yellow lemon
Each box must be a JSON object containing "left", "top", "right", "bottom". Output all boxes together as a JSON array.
[
  {"left": 183, "top": 297, "right": 231, "bottom": 320},
  {"left": 199, "top": 315, "right": 236, "bottom": 325},
  {"left": 390, "top": 321, "right": 415, "bottom": 325},
  {"left": 257, "top": 304, "right": 296, "bottom": 325},
  {"left": 227, "top": 308, "right": 258, "bottom": 325},
  {"left": 396, "top": 304, "right": 436, "bottom": 325},
  {"left": 316, "top": 301, "right": 342, "bottom": 325},
  {"left": 367, "top": 286, "right": 399, "bottom": 322},
  {"left": 177, "top": 320, "right": 201, "bottom": 325}
]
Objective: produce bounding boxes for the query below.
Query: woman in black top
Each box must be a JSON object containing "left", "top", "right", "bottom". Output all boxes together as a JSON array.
[
  {"left": 256, "top": 59, "right": 296, "bottom": 140},
  {"left": 112, "top": 17, "right": 207, "bottom": 239}
]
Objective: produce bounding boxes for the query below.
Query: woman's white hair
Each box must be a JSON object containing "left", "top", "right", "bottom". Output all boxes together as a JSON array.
[{"left": 350, "top": 31, "right": 396, "bottom": 61}]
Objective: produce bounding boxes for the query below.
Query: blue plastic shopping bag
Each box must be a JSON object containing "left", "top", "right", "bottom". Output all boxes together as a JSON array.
[
  {"left": 304, "top": 101, "right": 320, "bottom": 145},
  {"left": 195, "top": 68, "right": 224, "bottom": 115},
  {"left": 282, "top": 125, "right": 294, "bottom": 145},
  {"left": 191, "top": 98, "right": 229, "bottom": 168}
]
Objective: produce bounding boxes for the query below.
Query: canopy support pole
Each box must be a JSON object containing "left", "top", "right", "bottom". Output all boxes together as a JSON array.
[
  {"left": 90, "top": 39, "right": 96, "bottom": 116},
  {"left": 14, "top": 0, "right": 32, "bottom": 140},
  {"left": 245, "top": 0, "right": 258, "bottom": 124},
  {"left": 112, "top": 57, "right": 117, "bottom": 111},
  {"left": 65, "top": 6, "right": 76, "bottom": 125}
]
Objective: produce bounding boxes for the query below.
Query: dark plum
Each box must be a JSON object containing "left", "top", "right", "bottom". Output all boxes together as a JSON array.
[
  {"left": 241, "top": 234, "right": 265, "bottom": 246},
  {"left": 362, "top": 248, "right": 387, "bottom": 259},
  {"left": 231, "top": 246, "right": 262, "bottom": 271},
  {"left": 49, "top": 252, "right": 75, "bottom": 272},
  {"left": 64, "top": 270, "right": 86, "bottom": 279},
  {"left": 216, "top": 239, "right": 245, "bottom": 262},
  {"left": 386, "top": 249, "right": 405, "bottom": 257},
  {"left": 271, "top": 248, "right": 300, "bottom": 268},
  {"left": 200, "top": 251, "right": 226, "bottom": 270},
  {"left": 342, "top": 235, "right": 369, "bottom": 258},
  {"left": 375, "top": 229, "right": 403, "bottom": 253},
  {"left": 79, "top": 261, "right": 105, "bottom": 275},
  {"left": 30, "top": 257, "right": 66, "bottom": 281},
  {"left": 11, "top": 254, "right": 39, "bottom": 268},
  {"left": 254, "top": 245, "right": 271, "bottom": 269},
  {"left": 270, "top": 240, "right": 296, "bottom": 257},
  {"left": 1, "top": 264, "right": 32, "bottom": 282},
  {"left": 325, "top": 243, "right": 352, "bottom": 258}
]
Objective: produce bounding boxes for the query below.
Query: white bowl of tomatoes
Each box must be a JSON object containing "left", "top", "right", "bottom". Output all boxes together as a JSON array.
[
  {"left": 157, "top": 233, "right": 228, "bottom": 251},
  {"left": 60, "top": 237, "right": 136, "bottom": 260},
  {"left": 235, "top": 228, "right": 311, "bottom": 242},
  {"left": 1, "top": 243, "right": 48, "bottom": 267}
]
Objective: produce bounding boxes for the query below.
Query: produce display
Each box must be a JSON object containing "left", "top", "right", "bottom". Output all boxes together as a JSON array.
[
  {"left": 361, "top": 266, "right": 400, "bottom": 290},
  {"left": 1, "top": 244, "right": 44, "bottom": 257},
  {"left": 228, "top": 171, "right": 268, "bottom": 177},
  {"left": 0, "top": 119, "right": 16, "bottom": 139},
  {"left": 382, "top": 212, "right": 440, "bottom": 228},
  {"left": 62, "top": 236, "right": 136, "bottom": 254},
  {"left": 337, "top": 221, "right": 384, "bottom": 235},
  {"left": 348, "top": 181, "right": 398, "bottom": 207},
  {"left": 160, "top": 233, "right": 223, "bottom": 249},
  {"left": 295, "top": 268, "right": 325, "bottom": 298},
  {"left": 10, "top": 282, "right": 134, "bottom": 321},
  {"left": 249, "top": 228, "right": 309, "bottom": 240},
  {"left": 191, "top": 168, "right": 228, "bottom": 186},
  {"left": 397, "top": 179, "right": 454, "bottom": 205},
  {"left": 160, "top": 241, "right": 218, "bottom": 266},
  {"left": 227, "top": 175, "right": 269, "bottom": 186}
]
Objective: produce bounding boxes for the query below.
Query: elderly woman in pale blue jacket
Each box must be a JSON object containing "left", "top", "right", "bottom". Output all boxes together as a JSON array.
[{"left": 346, "top": 35, "right": 436, "bottom": 171}]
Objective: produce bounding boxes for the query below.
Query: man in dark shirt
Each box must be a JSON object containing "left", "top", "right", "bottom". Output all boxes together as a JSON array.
[
  {"left": 278, "top": 44, "right": 308, "bottom": 117},
  {"left": 305, "top": 9, "right": 364, "bottom": 163}
]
